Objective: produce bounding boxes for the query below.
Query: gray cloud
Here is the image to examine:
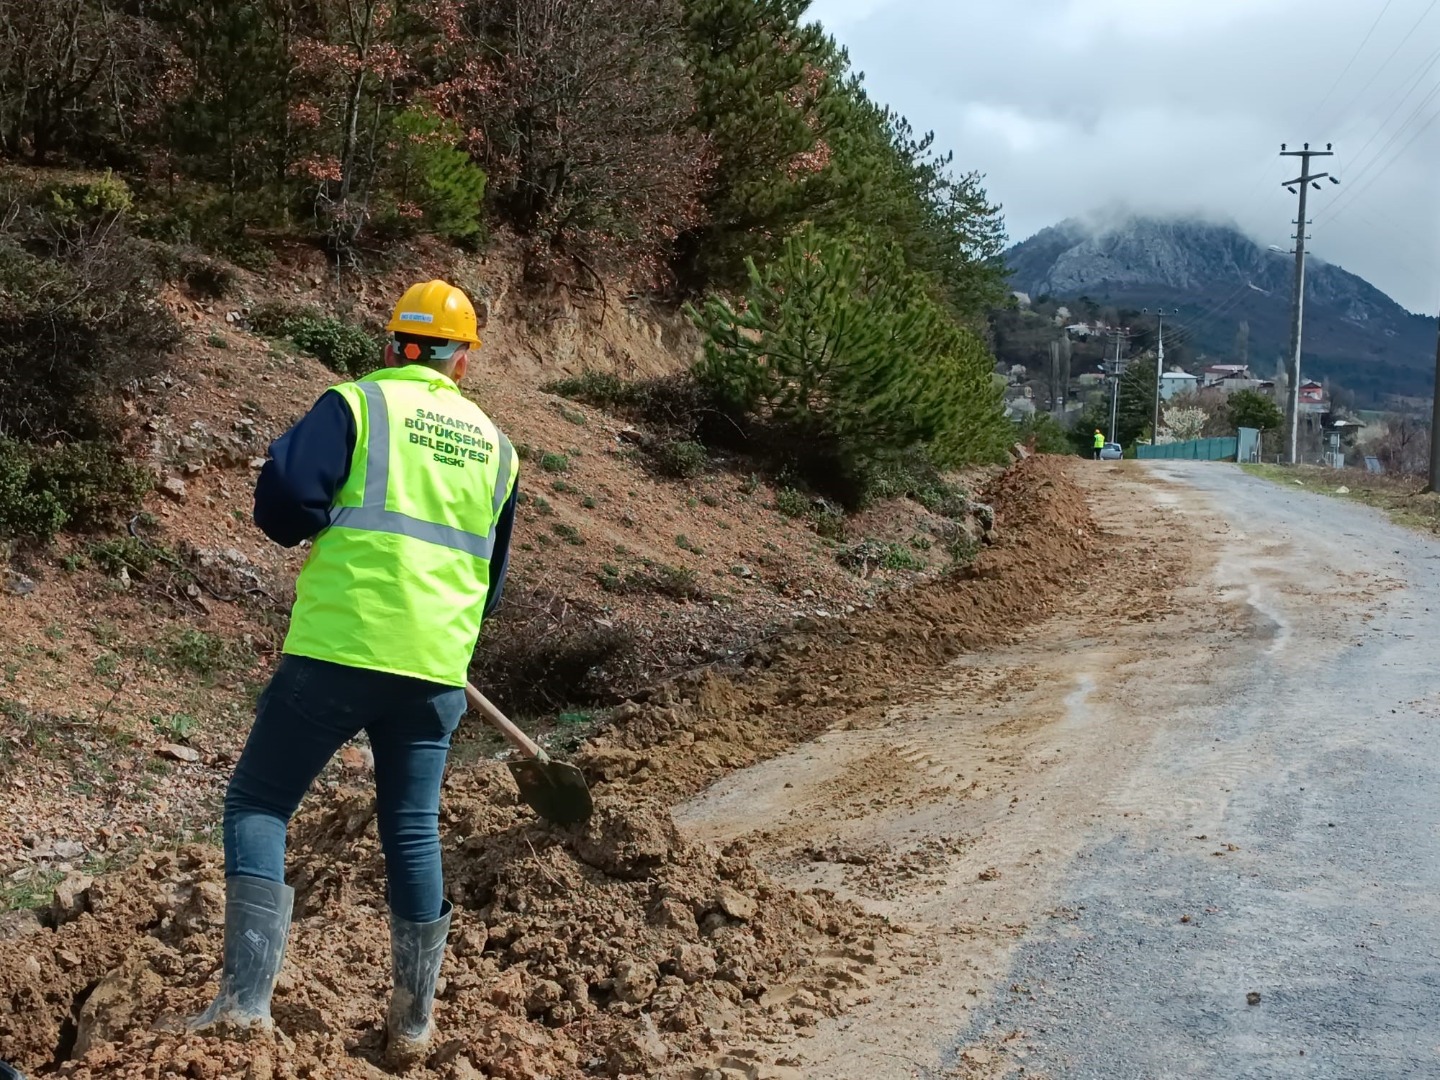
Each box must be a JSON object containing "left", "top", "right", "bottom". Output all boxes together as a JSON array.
[{"left": 809, "top": 0, "right": 1440, "bottom": 313}]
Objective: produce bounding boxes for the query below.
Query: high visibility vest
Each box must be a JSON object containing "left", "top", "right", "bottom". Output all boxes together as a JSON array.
[
  {"left": 1094, "top": 432, "right": 1105, "bottom": 449},
  {"left": 283, "top": 365, "right": 517, "bottom": 687}
]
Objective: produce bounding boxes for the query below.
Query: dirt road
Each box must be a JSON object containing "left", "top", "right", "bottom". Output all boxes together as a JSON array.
[{"left": 678, "top": 461, "right": 1433, "bottom": 1079}]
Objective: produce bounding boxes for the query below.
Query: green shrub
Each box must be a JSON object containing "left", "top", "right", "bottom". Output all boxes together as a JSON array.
[
  {"left": 1014, "top": 412, "right": 1072, "bottom": 455},
  {"left": 551, "top": 522, "right": 583, "bottom": 545},
  {"left": 774, "top": 488, "right": 809, "bottom": 518},
  {"left": 543, "top": 371, "right": 648, "bottom": 410},
  {"left": 150, "top": 712, "right": 198, "bottom": 741},
  {"left": 882, "top": 544, "right": 926, "bottom": 571},
  {"left": 216, "top": 234, "right": 277, "bottom": 272},
  {"left": 0, "top": 440, "right": 65, "bottom": 542},
  {"left": 812, "top": 503, "right": 845, "bottom": 539},
  {"left": 838, "top": 539, "right": 924, "bottom": 573},
  {"left": 248, "top": 300, "right": 322, "bottom": 337},
  {"left": 654, "top": 439, "right": 707, "bottom": 479},
  {"left": 540, "top": 452, "right": 570, "bottom": 473},
  {"left": 289, "top": 318, "right": 378, "bottom": 377},
  {"left": 0, "top": 211, "right": 180, "bottom": 442},
  {"left": 0, "top": 439, "right": 150, "bottom": 543},
  {"left": 34, "top": 441, "right": 152, "bottom": 532},
  {"left": 947, "top": 534, "right": 981, "bottom": 566},
  {"left": 42, "top": 171, "right": 135, "bottom": 231},
  {"left": 633, "top": 564, "right": 705, "bottom": 600},
  {"left": 161, "top": 627, "right": 245, "bottom": 679},
  {"left": 88, "top": 536, "right": 159, "bottom": 574},
  {"left": 600, "top": 562, "right": 707, "bottom": 600}
]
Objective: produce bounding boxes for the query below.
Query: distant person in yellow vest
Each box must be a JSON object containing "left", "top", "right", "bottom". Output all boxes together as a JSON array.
[
  {"left": 190, "top": 281, "right": 518, "bottom": 1066},
  {"left": 1093, "top": 429, "right": 1105, "bottom": 460}
]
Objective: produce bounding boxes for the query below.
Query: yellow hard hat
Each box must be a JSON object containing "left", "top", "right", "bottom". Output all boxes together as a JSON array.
[{"left": 386, "top": 280, "right": 481, "bottom": 347}]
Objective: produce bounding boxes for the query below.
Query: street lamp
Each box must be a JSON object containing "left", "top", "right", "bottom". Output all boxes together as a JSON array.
[{"left": 1143, "top": 308, "right": 1179, "bottom": 444}]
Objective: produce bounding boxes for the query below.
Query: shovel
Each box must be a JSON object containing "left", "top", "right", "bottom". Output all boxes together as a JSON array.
[{"left": 464, "top": 683, "right": 594, "bottom": 825}]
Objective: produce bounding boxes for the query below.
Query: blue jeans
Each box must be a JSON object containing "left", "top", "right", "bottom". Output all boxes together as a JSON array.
[{"left": 223, "top": 655, "right": 465, "bottom": 923}]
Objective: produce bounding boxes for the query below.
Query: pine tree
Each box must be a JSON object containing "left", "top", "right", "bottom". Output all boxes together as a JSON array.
[
  {"left": 688, "top": 227, "right": 1009, "bottom": 492},
  {"left": 385, "top": 107, "right": 486, "bottom": 241},
  {"left": 677, "top": 0, "right": 836, "bottom": 284}
]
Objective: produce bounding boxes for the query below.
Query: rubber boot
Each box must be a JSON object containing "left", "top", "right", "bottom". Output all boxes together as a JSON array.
[
  {"left": 384, "top": 900, "right": 452, "bottom": 1068},
  {"left": 188, "top": 875, "right": 294, "bottom": 1032}
]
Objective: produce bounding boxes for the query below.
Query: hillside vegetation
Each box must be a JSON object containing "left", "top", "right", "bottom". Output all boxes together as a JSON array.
[{"left": 0, "top": 0, "right": 1016, "bottom": 537}]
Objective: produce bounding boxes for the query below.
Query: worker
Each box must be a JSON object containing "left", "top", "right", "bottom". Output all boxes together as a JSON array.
[
  {"left": 190, "top": 281, "right": 518, "bottom": 1067},
  {"left": 1093, "top": 429, "right": 1105, "bottom": 460}
]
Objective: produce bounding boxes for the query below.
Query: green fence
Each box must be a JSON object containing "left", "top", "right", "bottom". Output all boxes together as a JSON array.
[{"left": 1136, "top": 437, "right": 1239, "bottom": 461}]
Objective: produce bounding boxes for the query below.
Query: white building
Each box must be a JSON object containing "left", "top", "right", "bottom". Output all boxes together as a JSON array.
[{"left": 1159, "top": 370, "right": 1199, "bottom": 401}]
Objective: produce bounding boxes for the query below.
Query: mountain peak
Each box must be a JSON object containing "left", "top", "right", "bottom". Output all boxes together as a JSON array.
[
  {"left": 1009, "top": 215, "right": 1284, "bottom": 296},
  {"left": 1003, "top": 214, "right": 1435, "bottom": 404}
]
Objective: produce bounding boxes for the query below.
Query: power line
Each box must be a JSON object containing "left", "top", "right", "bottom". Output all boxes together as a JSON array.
[
  {"left": 1324, "top": 39, "right": 1440, "bottom": 167},
  {"left": 1166, "top": 274, "right": 1277, "bottom": 349},
  {"left": 1305, "top": 0, "right": 1399, "bottom": 129},
  {"left": 1319, "top": 85, "right": 1440, "bottom": 223},
  {"left": 1335, "top": 75, "right": 1440, "bottom": 188},
  {"left": 1333, "top": 37, "right": 1440, "bottom": 151},
  {"left": 1327, "top": 205, "right": 1440, "bottom": 284},
  {"left": 1323, "top": 0, "right": 1439, "bottom": 131}
]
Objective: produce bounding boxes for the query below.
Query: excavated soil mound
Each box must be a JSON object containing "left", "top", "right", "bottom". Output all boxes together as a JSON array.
[
  {"left": 0, "top": 456, "right": 1087, "bottom": 1079},
  {"left": 1, "top": 773, "right": 901, "bottom": 1079},
  {"left": 583, "top": 455, "right": 1095, "bottom": 802}
]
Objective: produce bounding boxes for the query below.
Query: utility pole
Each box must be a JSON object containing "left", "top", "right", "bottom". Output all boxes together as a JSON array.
[
  {"left": 1106, "top": 327, "right": 1131, "bottom": 445},
  {"left": 1427, "top": 306, "right": 1440, "bottom": 491},
  {"left": 1145, "top": 308, "right": 1177, "bottom": 443},
  {"left": 1279, "top": 143, "right": 1340, "bottom": 465}
]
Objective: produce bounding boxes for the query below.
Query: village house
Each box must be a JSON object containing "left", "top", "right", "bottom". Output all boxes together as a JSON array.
[{"left": 1159, "top": 370, "right": 1200, "bottom": 400}]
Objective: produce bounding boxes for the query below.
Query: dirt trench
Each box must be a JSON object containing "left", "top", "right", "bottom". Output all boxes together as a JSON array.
[{"left": 0, "top": 456, "right": 1097, "bottom": 1080}]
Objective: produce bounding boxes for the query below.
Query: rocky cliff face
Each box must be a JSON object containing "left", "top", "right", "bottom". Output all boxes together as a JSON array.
[{"left": 1005, "top": 216, "right": 1435, "bottom": 404}]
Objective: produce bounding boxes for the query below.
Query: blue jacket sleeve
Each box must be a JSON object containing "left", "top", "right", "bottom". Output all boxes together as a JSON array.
[
  {"left": 483, "top": 483, "right": 518, "bottom": 620},
  {"left": 253, "top": 390, "right": 355, "bottom": 548}
]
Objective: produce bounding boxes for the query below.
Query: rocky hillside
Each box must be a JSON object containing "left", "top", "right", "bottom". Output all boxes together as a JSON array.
[{"left": 1006, "top": 216, "right": 1437, "bottom": 406}]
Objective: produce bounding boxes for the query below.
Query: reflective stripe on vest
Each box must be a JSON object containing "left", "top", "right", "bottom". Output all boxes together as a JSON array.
[{"left": 327, "top": 382, "right": 514, "bottom": 559}]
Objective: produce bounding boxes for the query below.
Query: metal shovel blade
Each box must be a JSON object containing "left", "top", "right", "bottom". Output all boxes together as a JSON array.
[
  {"left": 465, "top": 682, "right": 595, "bottom": 825},
  {"left": 507, "top": 758, "right": 594, "bottom": 825}
]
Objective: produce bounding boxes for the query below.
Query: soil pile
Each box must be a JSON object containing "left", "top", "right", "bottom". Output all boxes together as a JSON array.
[
  {"left": 1, "top": 774, "right": 901, "bottom": 1079},
  {"left": 583, "top": 455, "right": 1095, "bottom": 802}
]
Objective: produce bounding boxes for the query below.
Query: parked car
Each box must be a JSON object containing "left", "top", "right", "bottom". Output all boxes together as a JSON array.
[{"left": 1099, "top": 442, "right": 1123, "bottom": 460}]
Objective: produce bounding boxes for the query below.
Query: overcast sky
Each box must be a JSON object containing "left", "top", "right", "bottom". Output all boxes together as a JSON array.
[{"left": 808, "top": 0, "right": 1440, "bottom": 314}]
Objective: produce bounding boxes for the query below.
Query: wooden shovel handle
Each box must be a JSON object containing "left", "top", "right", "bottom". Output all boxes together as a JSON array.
[{"left": 464, "top": 682, "right": 550, "bottom": 763}]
